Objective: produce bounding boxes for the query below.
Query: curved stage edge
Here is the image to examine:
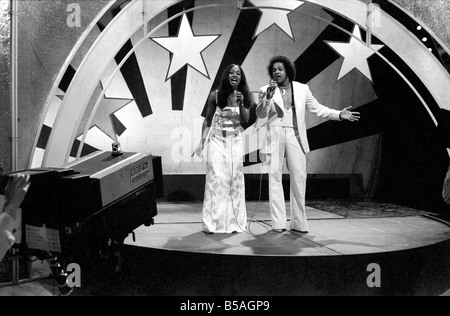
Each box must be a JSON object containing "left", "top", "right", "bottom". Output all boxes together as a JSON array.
[{"left": 121, "top": 202, "right": 450, "bottom": 296}]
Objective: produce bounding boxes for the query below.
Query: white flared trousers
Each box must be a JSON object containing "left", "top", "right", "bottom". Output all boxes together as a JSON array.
[{"left": 268, "top": 127, "right": 309, "bottom": 232}]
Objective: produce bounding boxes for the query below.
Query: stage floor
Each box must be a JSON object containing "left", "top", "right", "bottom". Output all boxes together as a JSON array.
[{"left": 124, "top": 201, "right": 450, "bottom": 257}]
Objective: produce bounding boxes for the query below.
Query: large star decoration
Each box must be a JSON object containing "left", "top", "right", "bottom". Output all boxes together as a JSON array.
[
  {"left": 325, "top": 26, "right": 384, "bottom": 82},
  {"left": 91, "top": 97, "right": 134, "bottom": 139},
  {"left": 152, "top": 14, "right": 220, "bottom": 81},
  {"left": 250, "top": 0, "right": 304, "bottom": 40},
  {"left": 58, "top": 93, "right": 131, "bottom": 139}
]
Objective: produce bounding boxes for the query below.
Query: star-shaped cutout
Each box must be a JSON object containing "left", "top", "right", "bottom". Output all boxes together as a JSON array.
[
  {"left": 151, "top": 14, "right": 220, "bottom": 81},
  {"left": 91, "top": 97, "right": 134, "bottom": 140},
  {"left": 250, "top": 0, "right": 304, "bottom": 39},
  {"left": 325, "top": 26, "right": 384, "bottom": 82}
]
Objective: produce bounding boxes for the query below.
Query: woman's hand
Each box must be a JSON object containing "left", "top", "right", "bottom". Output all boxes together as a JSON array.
[
  {"left": 235, "top": 91, "right": 248, "bottom": 108},
  {"left": 192, "top": 143, "right": 204, "bottom": 159}
]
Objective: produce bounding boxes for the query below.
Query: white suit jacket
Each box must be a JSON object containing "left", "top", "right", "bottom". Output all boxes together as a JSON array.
[{"left": 255, "top": 81, "right": 342, "bottom": 156}]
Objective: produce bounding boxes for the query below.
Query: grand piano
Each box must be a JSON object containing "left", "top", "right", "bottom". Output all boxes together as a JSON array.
[{"left": 1, "top": 151, "right": 162, "bottom": 260}]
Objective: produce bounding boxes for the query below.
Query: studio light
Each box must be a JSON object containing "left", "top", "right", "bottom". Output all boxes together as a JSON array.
[{"left": 49, "top": 258, "right": 74, "bottom": 297}]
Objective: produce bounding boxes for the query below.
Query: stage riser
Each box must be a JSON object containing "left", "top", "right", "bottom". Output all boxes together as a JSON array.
[{"left": 121, "top": 241, "right": 450, "bottom": 296}]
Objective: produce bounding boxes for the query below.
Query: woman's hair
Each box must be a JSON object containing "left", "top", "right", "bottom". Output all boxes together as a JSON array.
[
  {"left": 267, "top": 55, "right": 297, "bottom": 82},
  {"left": 217, "top": 64, "right": 253, "bottom": 110}
]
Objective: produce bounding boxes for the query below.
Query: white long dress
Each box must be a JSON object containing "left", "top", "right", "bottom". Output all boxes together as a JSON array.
[{"left": 202, "top": 94, "right": 247, "bottom": 234}]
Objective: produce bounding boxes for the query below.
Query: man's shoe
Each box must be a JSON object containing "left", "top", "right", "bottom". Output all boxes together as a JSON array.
[{"left": 290, "top": 228, "right": 309, "bottom": 234}]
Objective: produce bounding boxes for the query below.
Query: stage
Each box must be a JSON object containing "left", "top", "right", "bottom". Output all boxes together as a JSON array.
[
  {"left": 115, "top": 200, "right": 450, "bottom": 296},
  {"left": 1, "top": 200, "right": 450, "bottom": 296}
]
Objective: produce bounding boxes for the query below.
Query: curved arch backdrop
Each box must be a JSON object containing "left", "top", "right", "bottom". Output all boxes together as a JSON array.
[{"left": 27, "top": 0, "right": 450, "bottom": 202}]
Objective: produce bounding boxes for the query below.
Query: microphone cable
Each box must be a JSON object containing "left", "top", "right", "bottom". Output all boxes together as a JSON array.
[
  {"left": 246, "top": 172, "right": 272, "bottom": 236},
  {"left": 229, "top": 107, "right": 248, "bottom": 235},
  {"left": 229, "top": 125, "right": 271, "bottom": 237}
]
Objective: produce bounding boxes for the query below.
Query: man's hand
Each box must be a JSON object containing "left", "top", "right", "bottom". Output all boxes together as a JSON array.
[
  {"left": 266, "top": 80, "right": 277, "bottom": 100},
  {"left": 3, "top": 174, "right": 31, "bottom": 220},
  {"left": 340, "top": 106, "right": 360, "bottom": 122}
]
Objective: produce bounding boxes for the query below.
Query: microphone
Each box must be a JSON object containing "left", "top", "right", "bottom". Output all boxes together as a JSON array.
[
  {"left": 233, "top": 85, "right": 243, "bottom": 106},
  {"left": 266, "top": 80, "right": 277, "bottom": 99}
]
